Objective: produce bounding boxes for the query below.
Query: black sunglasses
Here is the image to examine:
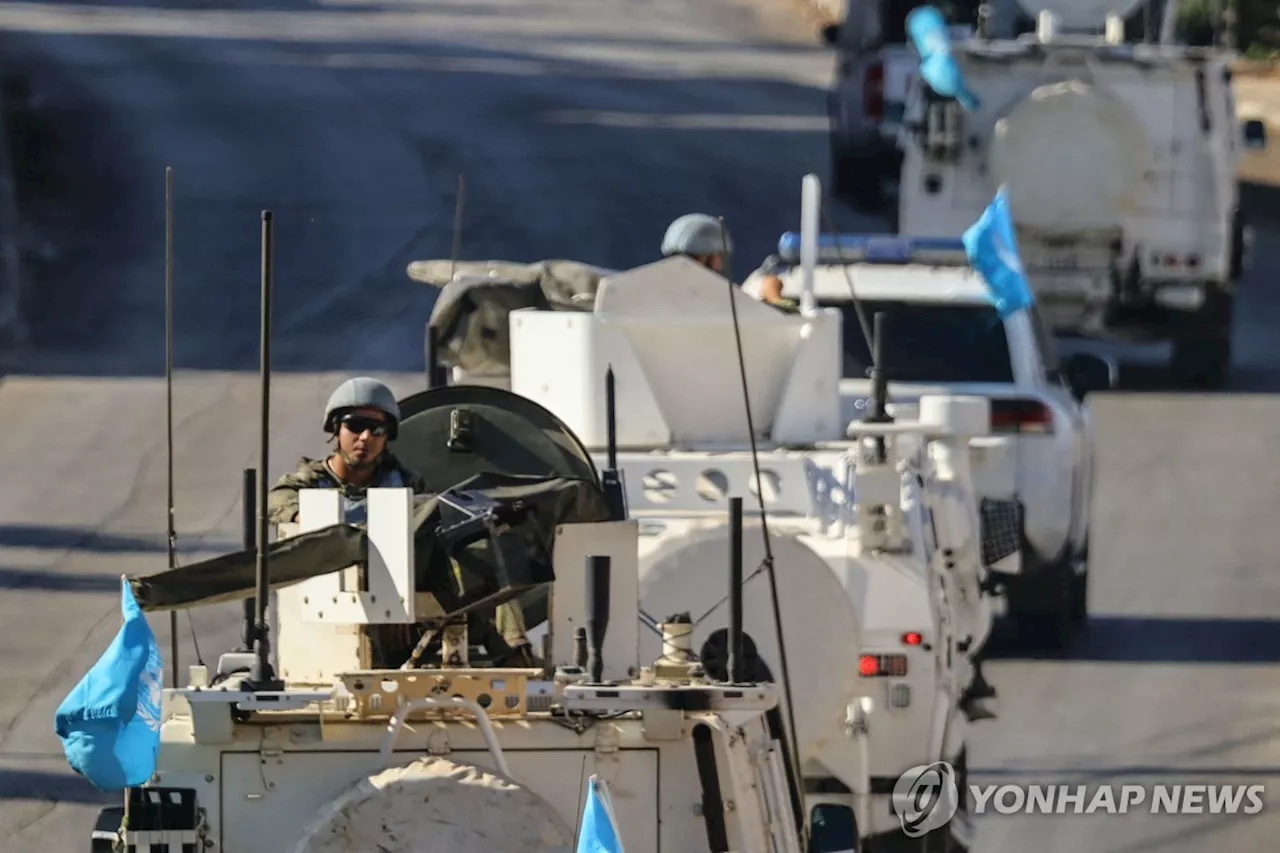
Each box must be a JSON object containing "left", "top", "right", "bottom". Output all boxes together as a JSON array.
[{"left": 339, "top": 414, "right": 390, "bottom": 437}]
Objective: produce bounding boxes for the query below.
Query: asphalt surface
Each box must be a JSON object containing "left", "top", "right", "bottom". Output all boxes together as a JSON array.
[{"left": 0, "top": 1, "right": 1278, "bottom": 852}]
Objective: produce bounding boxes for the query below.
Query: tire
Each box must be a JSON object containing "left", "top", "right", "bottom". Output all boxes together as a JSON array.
[
  {"left": 1071, "top": 567, "right": 1088, "bottom": 625},
  {"left": 1170, "top": 286, "right": 1233, "bottom": 390},
  {"left": 1229, "top": 211, "right": 1246, "bottom": 282},
  {"left": 1070, "top": 538, "right": 1089, "bottom": 625},
  {"left": 1005, "top": 559, "right": 1077, "bottom": 652}
]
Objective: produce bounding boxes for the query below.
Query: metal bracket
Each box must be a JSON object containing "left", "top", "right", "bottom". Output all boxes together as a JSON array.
[{"left": 379, "top": 696, "right": 512, "bottom": 776}]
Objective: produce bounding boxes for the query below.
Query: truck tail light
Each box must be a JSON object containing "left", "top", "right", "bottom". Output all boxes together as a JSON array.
[
  {"left": 863, "top": 62, "right": 884, "bottom": 122},
  {"left": 990, "top": 398, "right": 1054, "bottom": 435},
  {"left": 859, "top": 653, "right": 908, "bottom": 677}
]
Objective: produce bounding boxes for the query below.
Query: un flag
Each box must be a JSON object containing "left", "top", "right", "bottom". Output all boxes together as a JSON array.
[
  {"left": 963, "top": 186, "right": 1036, "bottom": 320},
  {"left": 54, "top": 577, "right": 164, "bottom": 791},
  {"left": 907, "top": 6, "right": 980, "bottom": 111},
  {"left": 577, "top": 775, "right": 625, "bottom": 853}
]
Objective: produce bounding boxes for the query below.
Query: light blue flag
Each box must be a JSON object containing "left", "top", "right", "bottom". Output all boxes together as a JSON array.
[
  {"left": 577, "top": 775, "right": 625, "bottom": 853},
  {"left": 907, "top": 6, "right": 980, "bottom": 111},
  {"left": 54, "top": 577, "right": 164, "bottom": 791},
  {"left": 963, "top": 186, "right": 1035, "bottom": 319}
]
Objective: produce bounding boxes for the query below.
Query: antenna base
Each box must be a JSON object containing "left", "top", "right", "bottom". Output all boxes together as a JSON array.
[
  {"left": 243, "top": 636, "right": 283, "bottom": 692},
  {"left": 242, "top": 673, "right": 285, "bottom": 693}
]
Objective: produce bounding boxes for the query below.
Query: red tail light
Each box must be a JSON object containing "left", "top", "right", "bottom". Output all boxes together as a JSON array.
[
  {"left": 863, "top": 62, "right": 884, "bottom": 122},
  {"left": 859, "top": 653, "right": 908, "bottom": 677},
  {"left": 990, "top": 398, "right": 1054, "bottom": 435}
]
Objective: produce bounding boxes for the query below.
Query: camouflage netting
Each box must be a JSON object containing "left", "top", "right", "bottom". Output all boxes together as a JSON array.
[{"left": 410, "top": 259, "right": 616, "bottom": 376}]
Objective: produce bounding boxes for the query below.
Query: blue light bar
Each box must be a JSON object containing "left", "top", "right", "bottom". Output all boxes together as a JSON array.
[{"left": 776, "top": 232, "right": 969, "bottom": 266}]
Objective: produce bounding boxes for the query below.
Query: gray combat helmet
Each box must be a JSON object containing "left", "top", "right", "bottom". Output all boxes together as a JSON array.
[
  {"left": 660, "top": 213, "right": 732, "bottom": 259},
  {"left": 323, "top": 377, "right": 401, "bottom": 439}
]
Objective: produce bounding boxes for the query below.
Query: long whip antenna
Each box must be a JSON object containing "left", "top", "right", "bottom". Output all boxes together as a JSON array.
[
  {"left": 717, "top": 216, "right": 808, "bottom": 853},
  {"left": 248, "top": 210, "right": 282, "bottom": 691},
  {"left": 819, "top": 194, "right": 875, "bottom": 356},
  {"left": 164, "top": 166, "right": 179, "bottom": 687}
]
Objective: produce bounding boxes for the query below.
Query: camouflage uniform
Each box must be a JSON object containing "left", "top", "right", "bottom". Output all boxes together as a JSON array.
[
  {"left": 267, "top": 453, "right": 531, "bottom": 662},
  {"left": 266, "top": 452, "right": 427, "bottom": 526}
]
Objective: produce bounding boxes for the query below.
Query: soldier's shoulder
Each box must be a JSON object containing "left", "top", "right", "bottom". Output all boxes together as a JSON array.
[
  {"left": 277, "top": 457, "right": 329, "bottom": 485},
  {"left": 758, "top": 253, "right": 790, "bottom": 276}
]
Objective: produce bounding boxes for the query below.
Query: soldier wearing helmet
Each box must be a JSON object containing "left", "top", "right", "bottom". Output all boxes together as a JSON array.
[
  {"left": 265, "top": 377, "right": 536, "bottom": 667},
  {"left": 266, "top": 377, "right": 428, "bottom": 526},
  {"left": 660, "top": 213, "right": 734, "bottom": 275},
  {"left": 660, "top": 214, "right": 797, "bottom": 310}
]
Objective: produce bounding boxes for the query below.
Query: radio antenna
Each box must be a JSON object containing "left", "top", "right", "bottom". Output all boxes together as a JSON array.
[
  {"left": 717, "top": 216, "right": 808, "bottom": 852},
  {"left": 246, "top": 210, "right": 282, "bottom": 692},
  {"left": 819, "top": 192, "right": 892, "bottom": 460},
  {"left": 164, "top": 166, "right": 179, "bottom": 687}
]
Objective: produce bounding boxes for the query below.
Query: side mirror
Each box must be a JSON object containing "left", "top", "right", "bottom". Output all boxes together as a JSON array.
[
  {"left": 820, "top": 23, "right": 841, "bottom": 47},
  {"left": 1242, "top": 118, "right": 1268, "bottom": 150},
  {"left": 1063, "top": 352, "right": 1117, "bottom": 400}
]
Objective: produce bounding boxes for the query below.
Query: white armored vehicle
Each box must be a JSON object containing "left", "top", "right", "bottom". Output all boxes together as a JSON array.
[
  {"left": 742, "top": 219, "right": 1116, "bottom": 650},
  {"left": 412, "top": 207, "right": 1013, "bottom": 848},
  {"left": 896, "top": 0, "right": 1269, "bottom": 388},
  {"left": 80, "top": 211, "right": 810, "bottom": 853},
  {"left": 88, "top": 383, "right": 811, "bottom": 853}
]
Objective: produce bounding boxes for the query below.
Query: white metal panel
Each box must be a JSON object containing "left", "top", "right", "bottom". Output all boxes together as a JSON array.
[
  {"left": 510, "top": 310, "right": 671, "bottom": 449},
  {"left": 512, "top": 256, "right": 844, "bottom": 450},
  {"left": 549, "top": 520, "right": 640, "bottom": 682},
  {"left": 294, "top": 488, "right": 416, "bottom": 625}
]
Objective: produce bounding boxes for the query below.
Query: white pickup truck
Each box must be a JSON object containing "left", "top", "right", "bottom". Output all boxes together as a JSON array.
[
  {"left": 744, "top": 233, "right": 1116, "bottom": 650},
  {"left": 896, "top": 2, "right": 1268, "bottom": 388}
]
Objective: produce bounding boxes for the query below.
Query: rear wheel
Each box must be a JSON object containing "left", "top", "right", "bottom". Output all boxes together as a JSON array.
[
  {"left": 1169, "top": 286, "right": 1233, "bottom": 390},
  {"left": 1006, "top": 558, "right": 1077, "bottom": 652},
  {"left": 1071, "top": 543, "right": 1089, "bottom": 625}
]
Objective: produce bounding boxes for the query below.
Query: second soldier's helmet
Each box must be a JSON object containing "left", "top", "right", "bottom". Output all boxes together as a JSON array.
[
  {"left": 323, "top": 377, "right": 401, "bottom": 440},
  {"left": 660, "top": 213, "right": 732, "bottom": 259}
]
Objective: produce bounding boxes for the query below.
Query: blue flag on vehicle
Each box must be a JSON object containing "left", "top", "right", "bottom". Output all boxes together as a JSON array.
[
  {"left": 54, "top": 577, "right": 164, "bottom": 791},
  {"left": 907, "top": 6, "right": 980, "bottom": 111},
  {"left": 576, "top": 775, "right": 625, "bottom": 853},
  {"left": 963, "top": 186, "right": 1035, "bottom": 319}
]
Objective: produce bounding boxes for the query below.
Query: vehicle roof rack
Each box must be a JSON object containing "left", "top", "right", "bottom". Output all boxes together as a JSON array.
[{"left": 776, "top": 232, "right": 970, "bottom": 267}]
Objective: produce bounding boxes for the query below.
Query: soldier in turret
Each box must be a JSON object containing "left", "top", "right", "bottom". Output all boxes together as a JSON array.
[
  {"left": 659, "top": 214, "right": 798, "bottom": 311},
  {"left": 266, "top": 376, "right": 426, "bottom": 526},
  {"left": 267, "top": 376, "right": 536, "bottom": 667}
]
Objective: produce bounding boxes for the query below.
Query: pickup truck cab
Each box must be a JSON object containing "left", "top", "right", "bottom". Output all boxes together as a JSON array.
[{"left": 744, "top": 233, "right": 1117, "bottom": 649}]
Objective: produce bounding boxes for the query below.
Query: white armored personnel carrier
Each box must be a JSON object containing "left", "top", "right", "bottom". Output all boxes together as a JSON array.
[
  {"left": 88, "top": 382, "right": 814, "bottom": 853},
  {"left": 896, "top": 0, "right": 1269, "bottom": 388},
  {"left": 81, "top": 209, "right": 812, "bottom": 853},
  {"left": 407, "top": 198, "right": 1013, "bottom": 849}
]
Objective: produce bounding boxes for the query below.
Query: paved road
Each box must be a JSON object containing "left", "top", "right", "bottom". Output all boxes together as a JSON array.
[
  {"left": 0, "top": 0, "right": 846, "bottom": 849},
  {"left": 0, "top": 2, "right": 1278, "bottom": 853}
]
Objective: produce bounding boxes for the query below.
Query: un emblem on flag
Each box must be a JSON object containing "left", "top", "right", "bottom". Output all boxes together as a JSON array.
[{"left": 892, "top": 761, "right": 960, "bottom": 838}]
